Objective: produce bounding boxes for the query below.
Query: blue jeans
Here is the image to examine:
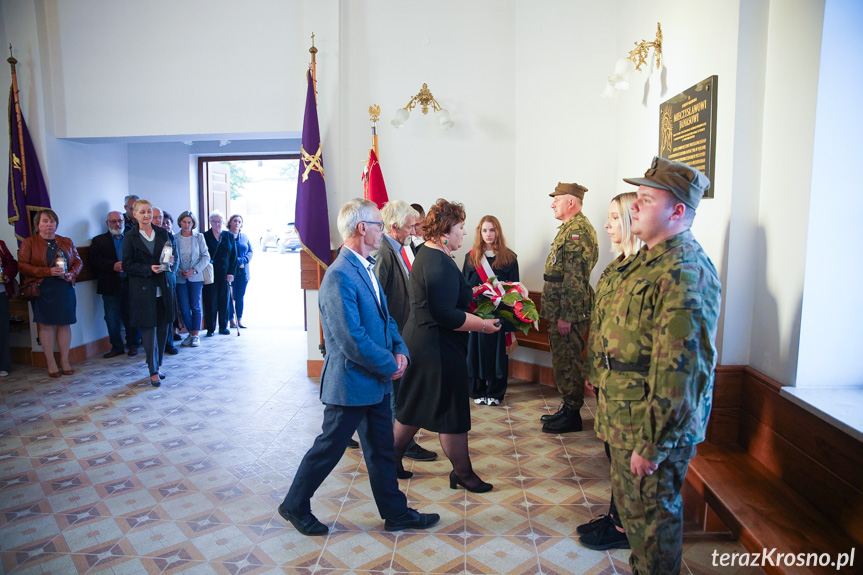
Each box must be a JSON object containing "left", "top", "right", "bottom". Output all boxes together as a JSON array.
[
  {"left": 102, "top": 294, "right": 125, "bottom": 352},
  {"left": 176, "top": 281, "right": 204, "bottom": 333},
  {"left": 103, "top": 286, "right": 137, "bottom": 351}
]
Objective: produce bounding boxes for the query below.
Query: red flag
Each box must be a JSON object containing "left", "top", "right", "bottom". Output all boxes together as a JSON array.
[{"left": 362, "top": 148, "right": 388, "bottom": 209}]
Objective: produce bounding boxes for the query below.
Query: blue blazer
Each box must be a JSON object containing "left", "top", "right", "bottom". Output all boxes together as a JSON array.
[{"left": 318, "top": 249, "right": 409, "bottom": 406}]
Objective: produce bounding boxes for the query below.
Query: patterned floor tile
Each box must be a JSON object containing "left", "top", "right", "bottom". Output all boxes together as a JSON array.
[{"left": 0, "top": 326, "right": 764, "bottom": 574}]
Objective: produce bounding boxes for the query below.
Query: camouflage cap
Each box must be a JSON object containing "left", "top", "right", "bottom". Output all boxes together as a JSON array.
[
  {"left": 549, "top": 182, "right": 587, "bottom": 199},
  {"left": 623, "top": 156, "right": 710, "bottom": 209}
]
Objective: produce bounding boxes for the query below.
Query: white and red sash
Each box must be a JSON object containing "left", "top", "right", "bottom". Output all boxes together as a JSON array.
[{"left": 400, "top": 244, "right": 414, "bottom": 273}]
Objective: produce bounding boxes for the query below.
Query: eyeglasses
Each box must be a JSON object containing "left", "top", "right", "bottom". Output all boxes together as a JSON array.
[
  {"left": 107, "top": 219, "right": 123, "bottom": 224},
  {"left": 361, "top": 221, "right": 384, "bottom": 231}
]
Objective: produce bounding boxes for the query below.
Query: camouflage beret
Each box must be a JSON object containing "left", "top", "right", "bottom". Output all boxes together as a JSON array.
[
  {"left": 549, "top": 182, "right": 587, "bottom": 199},
  {"left": 623, "top": 156, "right": 710, "bottom": 209}
]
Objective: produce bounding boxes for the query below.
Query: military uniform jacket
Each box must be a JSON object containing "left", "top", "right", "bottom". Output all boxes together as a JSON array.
[
  {"left": 540, "top": 212, "right": 598, "bottom": 323},
  {"left": 591, "top": 231, "right": 721, "bottom": 464}
]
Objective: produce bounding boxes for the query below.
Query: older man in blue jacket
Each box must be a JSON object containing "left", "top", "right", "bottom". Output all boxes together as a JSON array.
[{"left": 278, "top": 199, "right": 440, "bottom": 536}]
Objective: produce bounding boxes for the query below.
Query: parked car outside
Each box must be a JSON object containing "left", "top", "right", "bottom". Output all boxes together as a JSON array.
[
  {"left": 259, "top": 223, "right": 301, "bottom": 253},
  {"left": 279, "top": 223, "right": 301, "bottom": 253}
]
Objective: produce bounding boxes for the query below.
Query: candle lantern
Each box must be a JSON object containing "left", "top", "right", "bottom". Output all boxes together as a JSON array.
[
  {"left": 55, "top": 249, "right": 68, "bottom": 274},
  {"left": 159, "top": 243, "right": 173, "bottom": 271}
]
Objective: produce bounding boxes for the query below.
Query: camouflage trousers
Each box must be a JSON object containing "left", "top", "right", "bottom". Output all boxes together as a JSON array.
[
  {"left": 547, "top": 319, "right": 589, "bottom": 410},
  {"left": 608, "top": 444, "right": 696, "bottom": 575}
]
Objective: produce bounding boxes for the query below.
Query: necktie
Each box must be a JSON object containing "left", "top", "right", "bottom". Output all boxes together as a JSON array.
[{"left": 366, "top": 257, "right": 381, "bottom": 304}]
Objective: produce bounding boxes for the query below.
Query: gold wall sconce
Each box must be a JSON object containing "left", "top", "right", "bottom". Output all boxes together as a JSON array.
[
  {"left": 602, "top": 23, "right": 663, "bottom": 99},
  {"left": 391, "top": 83, "right": 453, "bottom": 129}
]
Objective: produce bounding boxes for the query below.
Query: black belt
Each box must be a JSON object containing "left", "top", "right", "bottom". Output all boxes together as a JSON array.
[
  {"left": 544, "top": 274, "right": 563, "bottom": 283},
  {"left": 601, "top": 354, "right": 649, "bottom": 374}
]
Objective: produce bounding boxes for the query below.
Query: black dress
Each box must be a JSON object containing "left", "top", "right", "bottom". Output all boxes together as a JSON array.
[
  {"left": 397, "top": 247, "right": 472, "bottom": 434},
  {"left": 462, "top": 251, "right": 519, "bottom": 401}
]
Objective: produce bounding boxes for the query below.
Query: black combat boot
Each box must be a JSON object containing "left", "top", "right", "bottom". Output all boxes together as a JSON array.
[
  {"left": 541, "top": 405, "right": 583, "bottom": 433},
  {"left": 540, "top": 402, "right": 566, "bottom": 423}
]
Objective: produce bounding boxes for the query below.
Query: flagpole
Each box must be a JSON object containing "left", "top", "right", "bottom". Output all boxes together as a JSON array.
[
  {"left": 7, "top": 45, "right": 27, "bottom": 194},
  {"left": 369, "top": 105, "right": 380, "bottom": 159},
  {"left": 307, "top": 33, "right": 326, "bottom": 353},
  {"left": 309, "top": 33, "right": 317, "bottom": 103}
]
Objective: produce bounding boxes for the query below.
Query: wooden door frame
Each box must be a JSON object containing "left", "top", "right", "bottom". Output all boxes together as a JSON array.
[{"left": 196, "top": 154, "right": 301, "bottom": 226}]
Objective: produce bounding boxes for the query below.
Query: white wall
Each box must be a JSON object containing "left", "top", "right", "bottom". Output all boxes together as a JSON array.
[
  {"left": 128, "top": 143, "right": 199, "bottom": 219},
  {"left": 748, "top": 0, "right": 824, "bottom": 386},
  {"left": 513, "top": 1, "right": 617, "bottom": 291},
  {"left": 721, "top": 0, "right": 769, "bottom": 367},
  {"left": 796, "top": 0, "right": 863, "bottom": 388},
  {"left": 339, "top": 0, "right": 517, "bottom": 263},
  {"left": 46, "top": 0, "right": 311, "bottom": 138}
]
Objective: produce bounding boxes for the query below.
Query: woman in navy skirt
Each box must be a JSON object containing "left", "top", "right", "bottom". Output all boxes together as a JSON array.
[{"left": 18, "top": 210, "right": 82, "bottom": 377}]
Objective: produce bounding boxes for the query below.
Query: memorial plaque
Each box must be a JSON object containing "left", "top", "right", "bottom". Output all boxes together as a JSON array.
[{"left": 659, "top": 75, "right": 718, "bottom": 198}]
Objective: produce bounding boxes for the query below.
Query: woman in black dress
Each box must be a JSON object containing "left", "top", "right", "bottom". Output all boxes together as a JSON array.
[
  {"left": 122, "top": 199, "right": 176, "bottom": 386},
  {"left": 18, "top": 210, "right": 82, "bottom": 377},
  {"left": 394, "top": 199, "right": 501, "bottom": 493},
  {"left": 462, "top": 215, "right": 519, "bottom": 406}
]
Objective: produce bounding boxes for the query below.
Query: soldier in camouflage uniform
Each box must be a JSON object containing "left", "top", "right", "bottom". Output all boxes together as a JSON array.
[
  {"left": 592, "top": 157, "right": 721, "bottom": 574},
  {"left": 540, "top": 183, "right": 598, "bottom": 433}
]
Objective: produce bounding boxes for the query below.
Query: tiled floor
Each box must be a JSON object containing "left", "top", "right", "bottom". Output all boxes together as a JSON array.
[{"left": 0, "top": 326, "right": 762, "bottom": 574}]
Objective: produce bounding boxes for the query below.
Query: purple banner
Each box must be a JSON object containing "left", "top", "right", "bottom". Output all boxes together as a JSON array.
[
  {"left": 294, "top": 71, "right": 331, "bottom": 267},
  {"left": 7, "top": 86, "right": 52, "bottom": 245}
]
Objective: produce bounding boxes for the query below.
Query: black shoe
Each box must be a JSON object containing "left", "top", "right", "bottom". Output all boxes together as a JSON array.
[
  {"left": 219, "top": 328, "right": 231, "bottom": 335},
  {"left": 576, "top": 514, "right": 612, "bottom": 535},
  {"left": 449, "top": 470, "right": 493, "bottom": 493},
  {"left": 396, "top": 462, "right": 413, "bottom": 480},
  {"left": 158, "top": 372, "right": 167, "bottom": 380},
  {"left": 542, "top": 407, "right": 583, "bottom": 434},
  {"left": 346, "top": 438, "right": 359, "bottom": 449},
  {"left": 404, "top": 444, "right": 438, "bottom": 461},
  {"left": 384, "top": 509, "right": 440, "bottom": 532},
  {"left": 540, "top": 402, "right": 566, "bottom": 423},
  {"left": 277, "top": 505, "right": 328, "bottom": 536},
  {"left": 173, "top": 333, "right": 182, "bottom": 341},
  {"left": 164, "top": 347, "right": 179, "bottom": 355},
  {"left": 579, "top": 518, "right": 630, "bottom": 550},
  {"left": 127, "top": 348, "right": 139, "bottom": 357},
  {"left": 149, "top": 378, "right": 161, "bottom": 387},
  {"left": 205, "top": 331, "right": 215, "bottom": 337},
  {"left": 103, "top": 349, "right": 124, "bottom": 359}
]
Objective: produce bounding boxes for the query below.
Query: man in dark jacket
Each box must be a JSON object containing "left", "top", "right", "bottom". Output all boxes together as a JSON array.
[
  {"left": 374, "top": 200, "right": 437, "bottom": 464},
  {"left": 90, "top": 211, "right": 138, "bottom": 357}
]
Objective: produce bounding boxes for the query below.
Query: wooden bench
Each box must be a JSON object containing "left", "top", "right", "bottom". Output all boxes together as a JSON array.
[{"left": 683, "top": 367, "right": 863, "bottom": 574}]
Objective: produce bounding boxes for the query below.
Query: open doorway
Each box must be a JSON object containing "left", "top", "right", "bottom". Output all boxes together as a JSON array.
[{"left": 198, "top": 155, "right": 303, "bottom": 331}]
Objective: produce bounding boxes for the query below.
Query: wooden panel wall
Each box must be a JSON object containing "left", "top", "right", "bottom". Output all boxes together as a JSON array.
[{"left": 738, "top": 368, "right": 863, "bottom": 546}]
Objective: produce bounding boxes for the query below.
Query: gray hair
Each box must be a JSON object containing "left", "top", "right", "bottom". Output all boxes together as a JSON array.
[
  {"left": 209, "top": 210, "right": 225, "bottom": 223},
  {"left": 124, "top": 194, "right": 139, "bottom": 204},
  {"left": 380, "top": 200, "right": 419, "bottom": 230},
  {"left": 337, "top": 198, "right": 378, "bottom": 241}
]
